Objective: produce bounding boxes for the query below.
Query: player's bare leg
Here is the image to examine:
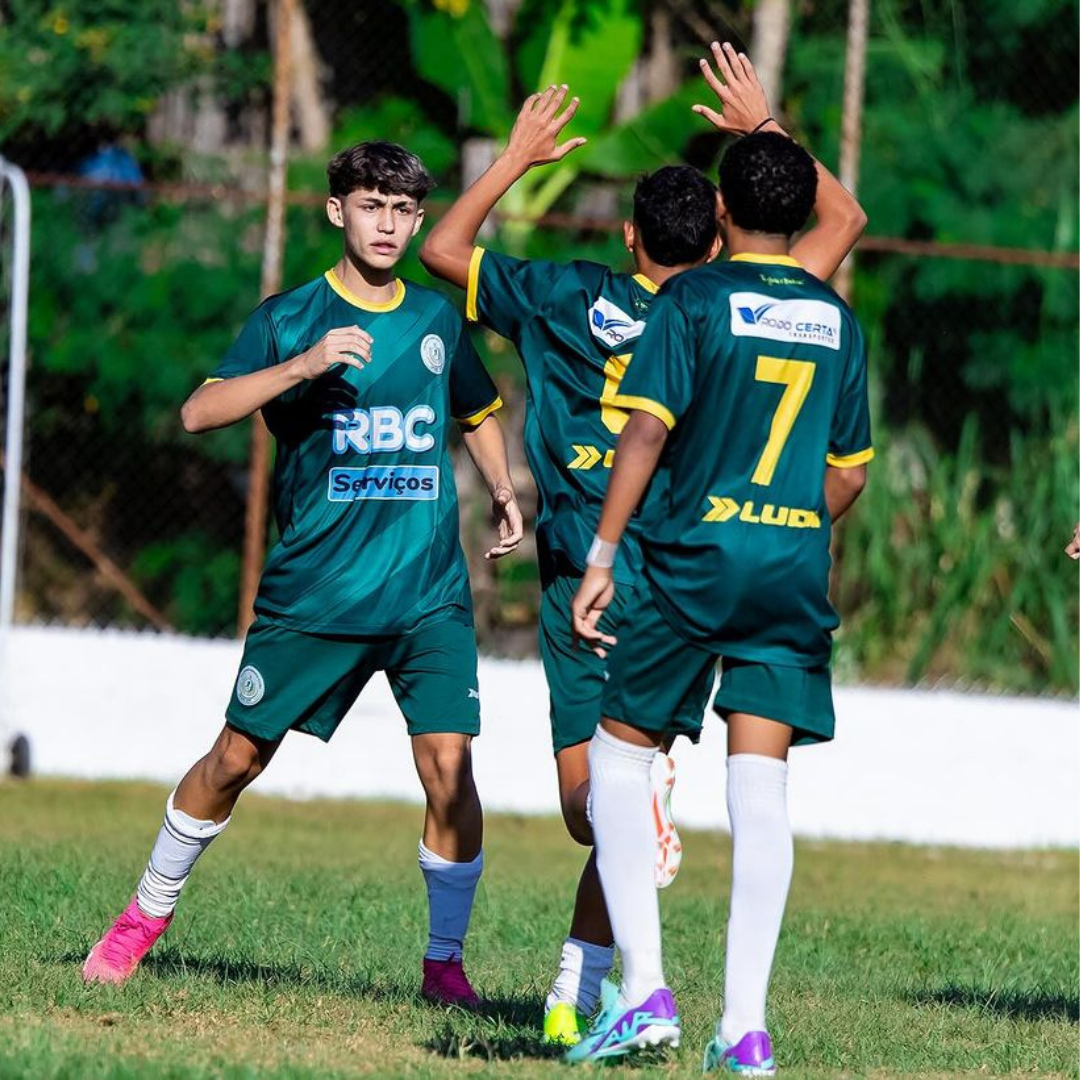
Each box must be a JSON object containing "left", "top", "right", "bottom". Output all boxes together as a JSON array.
[
  {"left": 83, "top": 724, "right": 280, "bottom": 985},
  {"left": 541, "top": 744, "right": 615, "bottom": 1043},
  {"left": 411, "top": 732, "right": 484, "bottom": 1007},
  {"left": 703, "top": 712, "right": 793, "bottom": 1075}
]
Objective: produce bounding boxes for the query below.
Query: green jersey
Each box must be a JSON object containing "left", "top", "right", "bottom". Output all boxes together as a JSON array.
[
  {"left": 614, "top": 254, "right": 873, "bottom": 667},
  {"left": 467, "top": 247, "right": 659, "bottom": 584},
  {"left": 210, "top": 270, "right": 501, "bottom": 636}
]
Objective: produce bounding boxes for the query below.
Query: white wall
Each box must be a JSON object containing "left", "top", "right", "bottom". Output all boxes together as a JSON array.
[{"left": 2, "top": 626, "right": 1076, "bottom": 848}]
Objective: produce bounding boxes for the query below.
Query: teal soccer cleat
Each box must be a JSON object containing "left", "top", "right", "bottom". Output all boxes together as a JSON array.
[
  {"left": 565, "top": 978, "right": 680, "bottom": 1063},
  {"left": 702, "top": 1030, "right": 776, "bottom": 1075}
]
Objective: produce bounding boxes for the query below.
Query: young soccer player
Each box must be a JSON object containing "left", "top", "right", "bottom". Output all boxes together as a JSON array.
[
  {"left": 569, "top": 120, "right": 872, "bottom": 1068},
  {"left": 82, "top": 141, "right": 523, "bottom": 1008},
  {"left": 420, "top": 43, "right": 866, "bottom": 1044}
]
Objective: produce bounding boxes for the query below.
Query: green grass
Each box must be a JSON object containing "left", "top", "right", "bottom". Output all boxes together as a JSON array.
[{"left": 0, "top": 780, "right": 1075, "bottom": 1078}]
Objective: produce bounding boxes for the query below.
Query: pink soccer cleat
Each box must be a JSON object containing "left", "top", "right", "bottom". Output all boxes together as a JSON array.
[
  {"left": 82, "top": 898, "right": 172, "bottom": 985},
  {"left": 421, "top": 957, "right": 481, "bottom": 1009}
]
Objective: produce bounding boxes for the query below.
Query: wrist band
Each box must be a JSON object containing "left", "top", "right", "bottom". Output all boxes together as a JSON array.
[
  {"left": 586, "top": 536, "right": 618, "bottom": 569},
  {"left": 747, "top": 116, "right": 775, "bottom": 135}
]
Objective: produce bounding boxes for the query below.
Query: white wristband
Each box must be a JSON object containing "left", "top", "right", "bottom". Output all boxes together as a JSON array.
[{"left": 586, "top": 536, "right": 618, "bottom": 569}]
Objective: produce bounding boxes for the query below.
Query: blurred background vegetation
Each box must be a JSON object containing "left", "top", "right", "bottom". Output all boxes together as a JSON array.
[{"left": 0, "top": 0, "right": 1076, "bottom": 694}]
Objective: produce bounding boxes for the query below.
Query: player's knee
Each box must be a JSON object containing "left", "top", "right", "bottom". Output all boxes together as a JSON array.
[
  {"left": 208, "top": 733, "right": 265, "bottom": 790},
  {"left": 416, "top": 739, "right": 474, "bottom": 806},
  {"left": 559, "top": 798, "right": 593, "bottom": 847}
]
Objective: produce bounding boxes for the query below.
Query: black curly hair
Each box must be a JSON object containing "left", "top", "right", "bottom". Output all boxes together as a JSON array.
[
  {"left": 718, "top": 132, "right": 817, "bottom": 236},
  {"left": 632, "top": 165, "right": 718, "bottom": 267}
]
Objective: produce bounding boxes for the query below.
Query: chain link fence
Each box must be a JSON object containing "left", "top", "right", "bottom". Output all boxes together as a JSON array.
[{"left": 0, "top": 0, "right": 1076, "bottom": 694}]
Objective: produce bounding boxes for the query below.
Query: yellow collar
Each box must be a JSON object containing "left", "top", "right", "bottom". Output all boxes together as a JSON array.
[
  {"left": 632, "top": 273, "right": 659, "bottom": 294},
  {"left": 324, "top": 270, "right": 406, "bottom": 312},
  {"left": 729, "top": 253, "right": 803, "bottom": 269}
]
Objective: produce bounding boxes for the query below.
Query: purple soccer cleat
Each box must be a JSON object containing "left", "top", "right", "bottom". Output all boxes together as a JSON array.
[
  {"left": 702, "top": 1029, "right": 776, "bottom": 1075},
  {"left": 421, "top": 957, "right": 481, "bottom": 1009},
  {"left": 565, "top": 978, "right": 681, "bottom": 1063}
]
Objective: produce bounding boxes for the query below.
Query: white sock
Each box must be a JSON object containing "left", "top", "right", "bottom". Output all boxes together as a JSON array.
[
  {"left": 418, "top": 841, "right": 483, "bottom": 962},
  {"left": 588, "top": 725, "right": 664, "bottom": 1003},
  {"left": 720, "top": 754, "right": 793, "bottom": 1043},
  {"left": 135, "top": 791, "right": 230, "bottom": 919},
  {"left": 546, "top": 936, "right": 615, "bottom": 1014}
]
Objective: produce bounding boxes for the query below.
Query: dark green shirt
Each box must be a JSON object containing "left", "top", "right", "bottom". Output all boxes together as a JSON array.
[
  {"left": 210, "top": 270, "right": 501, "bottom": 635},
  {"left": 468, "top": 247, "right": 659, "bottom": 584},
  {"left": 615, "top": 254, "right": 873, "bottom": 666}
]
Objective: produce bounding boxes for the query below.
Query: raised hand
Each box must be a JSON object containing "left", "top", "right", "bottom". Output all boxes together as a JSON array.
[
  {"left": 693, "top": 41, "right": 771, "bottom": 136},
  {"left": 484, "top": 486, "right": 524, "bottom": 560},
  {"left": 504, "top": 84, "right": 588, "bottom": 170},
  {"left": 290, "top": 326, "right": 373, "bottom": 380}
]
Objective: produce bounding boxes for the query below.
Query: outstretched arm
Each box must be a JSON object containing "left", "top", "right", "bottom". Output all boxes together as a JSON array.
[
  {"left": 571, "top": 410, "right": 670, "bottom": 655},
  {"left": 460, "top": 414, "right": 524, "bottom": 560},
  {"left": 694, "top": 41, "right": 867, "bottom": 280},
  {"left": 419, "top": 85, "right": 587, "bottom": 288}
]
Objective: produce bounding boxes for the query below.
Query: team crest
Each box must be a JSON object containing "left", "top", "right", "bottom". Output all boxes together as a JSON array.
[
  {"left": 236, "top": 665, "right": 265, "bottom": 706},
  {"left": 421, "top": 333, "right": 445, "bottom": 374}
]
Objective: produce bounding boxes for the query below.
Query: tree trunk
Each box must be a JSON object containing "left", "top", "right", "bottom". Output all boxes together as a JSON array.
[
  {"left": 287, "top": 0, "right": 330, "bottom": 152},
  {"left": 750, "top": 0, "right": 791, "bottom": 111}
]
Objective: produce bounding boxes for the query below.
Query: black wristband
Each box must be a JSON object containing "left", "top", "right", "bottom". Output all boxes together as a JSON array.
[{"left": 747, "top": 116, "right": 775, "bottom": 135}]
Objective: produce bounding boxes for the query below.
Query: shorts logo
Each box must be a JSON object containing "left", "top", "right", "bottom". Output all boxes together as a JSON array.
[
  {"left": 729, "top": 292, "right": 841, "bottom": 350},
  {"left": 467, "top": 688, "right": 480, "bottom": 700},
  {"left": 236, "top": 665, "right": 265, "bottom": 706},
  {"left": 588, "top": 297, "right": 646, "bottom": 347},
  {"left": 329, "top": 465, "right": 440, "bottom": 501},
  {"left": 421, "top": 334, "right": 445, "bottom": 374}
]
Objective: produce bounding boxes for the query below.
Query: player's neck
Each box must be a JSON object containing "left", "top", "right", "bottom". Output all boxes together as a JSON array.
[
  {"left": 630, "top": 255, "right": 685, "bottom": 290},
  {"left": 332, "top": 254, "right": 399, "bottom": 304},
  {"left": 725, "top": 227, "right": 791, "bottom": 260}
]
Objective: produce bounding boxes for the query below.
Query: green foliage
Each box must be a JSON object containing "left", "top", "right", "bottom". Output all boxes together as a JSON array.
[
  {"left": 834, "top": 415, "right": 1080, "bottom": 693},
  {"left": 0, "top": 0, "right": 213, "bottom": 142},
  {"left": 131, "top": 533, "right": 240, "bottom": 638},
  {"left": 1, "top": 780, "right": 1077, "bottom": 1076}
]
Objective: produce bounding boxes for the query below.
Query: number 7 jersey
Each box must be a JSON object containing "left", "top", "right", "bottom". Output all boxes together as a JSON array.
[{"left": 614, "top": 254, "right": 873, "bottom": 667}]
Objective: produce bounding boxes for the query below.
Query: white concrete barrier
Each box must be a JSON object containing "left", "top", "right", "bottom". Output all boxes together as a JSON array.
[{"left": 3, "top": 626, "right": 1077, "bottom": 848}]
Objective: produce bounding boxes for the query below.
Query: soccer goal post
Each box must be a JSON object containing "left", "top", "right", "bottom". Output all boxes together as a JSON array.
[{"left": 0, "top": 155, "right": 30, "bottom": 777}]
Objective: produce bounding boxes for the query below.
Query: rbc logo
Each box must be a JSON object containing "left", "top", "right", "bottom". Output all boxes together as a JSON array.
[{"left": 332, "top": 405, "right": 435, "bottom": 455}]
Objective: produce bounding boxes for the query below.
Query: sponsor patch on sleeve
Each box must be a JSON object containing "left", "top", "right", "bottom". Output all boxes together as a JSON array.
[
  {"left": 587, "top": 296, "right": 646, "bottom": 348},
  {"left": 729, "top": 292, "right": 841, "bottom": 350}
]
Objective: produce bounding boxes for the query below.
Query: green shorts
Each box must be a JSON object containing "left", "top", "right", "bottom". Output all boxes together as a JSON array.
[
  {"left": 713, "top": 657, "right": 835, "bottom": 745},
  {"left": 540, "top": 574, "right": 712, "bottom": 753},
  {"left": 602, "top": 578, "right": 835, "bottom": 746},
  {"left": 224, "top": 613, "right": 481, "bottom": 743}
]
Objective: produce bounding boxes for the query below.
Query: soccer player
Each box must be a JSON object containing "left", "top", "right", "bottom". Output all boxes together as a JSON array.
[
  {"left": 568, "top": 121, "right": 872, "bottom": 1069},
  {"left": 420, "top": 43, "right": 866, "bottom": 1044},
  {"left": 82, "top": 141, "right": 524, "bottom": 1009}
]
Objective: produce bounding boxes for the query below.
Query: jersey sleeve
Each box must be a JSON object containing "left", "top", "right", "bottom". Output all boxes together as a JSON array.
[
  {"left": 208, "top": 304, "right": 279, "bottom": 381},
  {"left": 449, "top": 322, "right": 502, "bottom": 428},
  {"left": 610, "top": 292, "right": 696, "bottom": 430},
  {"left": 827, "top": 319, "right": 874, "bottom": 467},
  {"left": 466, "top": 246, "right": 561, "bottom": 343}
]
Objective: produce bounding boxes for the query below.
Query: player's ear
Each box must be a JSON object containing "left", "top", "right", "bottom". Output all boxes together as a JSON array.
[
  {"left": 705, "top": 232, "right": 724, "bottom": 263},
  {"left": 326, "top": 196, "right": 344, "bottom": 229},
  {"left": 623, "top": 220, "right": 635, "bottom": 254},
  {"left": 410, "top": 207, "right": 425, "bottom": 238}
]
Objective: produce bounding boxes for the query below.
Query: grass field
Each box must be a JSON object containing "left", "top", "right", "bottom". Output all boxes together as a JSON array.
[{"left": 0, "top": 780, "right": 1076, "bottom": 1078}]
